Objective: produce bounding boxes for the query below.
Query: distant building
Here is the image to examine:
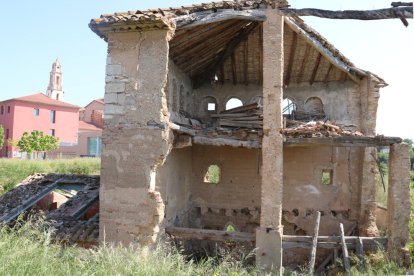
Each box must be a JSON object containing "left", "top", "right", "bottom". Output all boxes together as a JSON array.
[{"left": 0, "top": 60, "right": 103, "bottom": 158}]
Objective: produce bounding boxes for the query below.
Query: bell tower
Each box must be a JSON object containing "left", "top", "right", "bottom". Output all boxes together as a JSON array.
[{"left": 46, "top": 59, "right": 64, "bottom": 101}]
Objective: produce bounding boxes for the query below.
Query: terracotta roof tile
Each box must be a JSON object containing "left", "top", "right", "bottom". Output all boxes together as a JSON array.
[
  {"left": 79, "top": 120, "right": 102, "bottom": 131},
  {"left": 1, "top": 93, "right": 79, "bottom": 109}
]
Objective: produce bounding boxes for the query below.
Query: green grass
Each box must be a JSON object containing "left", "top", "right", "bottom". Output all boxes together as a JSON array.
[
  {"left": 0, "top": 220, "right": 260, "bottom": 276},
  {"left": 0, "top": 158, "right": 100, "bottom": 195}
]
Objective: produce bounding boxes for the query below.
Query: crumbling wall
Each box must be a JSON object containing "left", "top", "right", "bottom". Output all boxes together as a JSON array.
[
  {"left": 285, "top": 81, "right": 361, "bottom": 127},
  {"left": 283, "top": 146, "right": 361, "bottom": 236},
  {"left": 100, "top": 29, "right": 173, "bottom": 245},
  {"left": 189, "top": 145, "right": 261, "bottom": 232},
  {"left": 157, "top": 148, "right": 192, "bottom": 228},
  {"left": 167, "top": 61, "right": 192, "bottom": 120}
]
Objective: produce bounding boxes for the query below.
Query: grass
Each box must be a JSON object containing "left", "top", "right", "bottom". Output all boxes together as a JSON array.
[
  {"left": 0, "top": 220, "right": 260, "bottom": 276},
  {"left": 0, "top": 158, "right": 100, "bottom": 195}
]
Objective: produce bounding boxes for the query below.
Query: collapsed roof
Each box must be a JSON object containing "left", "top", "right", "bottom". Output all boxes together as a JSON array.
[{"left": 89, "top": 0, "right": 386, "bottom": 87}]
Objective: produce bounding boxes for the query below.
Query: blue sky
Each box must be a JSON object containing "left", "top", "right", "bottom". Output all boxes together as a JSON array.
[{"left": 1, "top": 1, "right": 413, "bottom": 139}]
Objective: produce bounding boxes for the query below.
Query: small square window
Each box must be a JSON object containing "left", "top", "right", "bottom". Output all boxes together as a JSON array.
[
  {"left": 207, "top": 103, "right": 216, "bottom": 111},
  {"left": 204, "top": 165, "right": 220, "bottom": 184},
  {"left": 34, "top": 108, "right": 40, "bottom": 116},
  {"left": 322, "top": 169, "right": 333, "bottom": 185}
]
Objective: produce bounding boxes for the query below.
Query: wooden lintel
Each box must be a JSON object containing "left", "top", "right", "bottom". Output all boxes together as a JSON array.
[
  {"left": 284, "top": 136, "right": 403, "bottom": 147},
  {"left": 310, "top": 53, "right": 322, "bottom": 85},
  {"left": 193, "top": 136, "right": 261, "bottom": 149},
  {"left": 285, "top": 31, "right": 297, "bottom": 86}
]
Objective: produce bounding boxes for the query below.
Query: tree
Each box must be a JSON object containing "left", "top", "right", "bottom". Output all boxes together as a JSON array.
[
  {"left": 0, "top": 125, "right": 4, "bottom": 150},
  {"left": 17, "top": 131, "right": 59, "bottom": 159}
]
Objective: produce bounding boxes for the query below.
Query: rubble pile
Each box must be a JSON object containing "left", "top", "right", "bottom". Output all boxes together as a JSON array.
[
  {"left": 211, "top": 103, "right": 263, "bottom": 129},
  {"left": 282, "top": 120, "right": 364, "bottom": 138}
]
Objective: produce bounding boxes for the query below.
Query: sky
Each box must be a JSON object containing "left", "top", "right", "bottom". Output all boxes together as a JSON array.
[{"left": 1, "top": 1, "right": 413, "bottom": 139}]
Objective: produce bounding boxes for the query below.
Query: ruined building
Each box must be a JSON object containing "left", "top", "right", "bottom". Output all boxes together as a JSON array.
[{"left": 87, "top": 0, "right": 411, "bottom": 270}]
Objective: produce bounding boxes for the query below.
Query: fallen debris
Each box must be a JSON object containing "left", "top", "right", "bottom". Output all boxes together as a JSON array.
[{"left": 282, "top": 120, "right": 364, "bottom": 138}]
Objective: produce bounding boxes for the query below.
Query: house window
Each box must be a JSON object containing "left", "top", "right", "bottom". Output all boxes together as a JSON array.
[
  {"left": 50, "top": 110, "right": 56, "bottom": 123},
  {"left": 7, "top": 106, "right": 10, "bottom": 113},
  {"left": 204, "top": 165, "right": 221, "bottom": 184},
  {"left": 322, "top": 169, "right": 333, "bottom": 185},
  {"left": 87, "top": 137, "right": 102, "bottom": 157},
  {"left": 34, "top": 108, "right": 40, "bottom": 116},
  {"left": 49, "top": 129, "right": 55, "bottom": 137},
  {"left": 208, "top": 103, "right": 216, "bottom": 111},
  {"left": 225, "top": 97, "right": 243, "bottom": 110},
  {"left": 6, "top": 129, "right": 9, "bottom": 139},
  {"left": 56, "top": 76, "right": 60, "bottom": 86},
  {"left": 0, "top": 106, "right": 3, "bottom": 115}
]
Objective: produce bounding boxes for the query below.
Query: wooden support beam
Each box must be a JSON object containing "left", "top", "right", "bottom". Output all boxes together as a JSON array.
[
  {"left": 285, "top": 31, "right": 297, "bottom": 86},
  {"left": 324, "top": 63, "right": 333, "bottom": 82},
  {"left": 309, "top": 211, "right": 321, "bottom": 274},
  {"left": 280, "top": 6, "right": 413, "bottom": 22},
  {"left": 169, "top": 122, "right": 196, "bottom": 136},
  {"left": 165, "top": 227, "right": 255, "bottom": 242},
  {"left": 192, "top": 136, "right": 261, "bottom": 149},
  {"left": 244, "top": 40, "right": 249, "bottom": 85},
  {"left": 310, "top": 53, "right": 322, "bottom": 85},
  {"left": 297, "top": 44, "right": 310, "bottom": 83},
  {"left": 231, "top": 51, "right": 237, "bottom": 85},
  {"left": 174, "top": 9, "right": 267, "bottom": 29},
  {"left": 284, "top": 136, "right": 403, "bottom": 148},
  {"left": 339, "top": 223, "right": 351, "bottom": 275},
  {"left": 356, "top": 236, "right": 365, "bottom": 272}
]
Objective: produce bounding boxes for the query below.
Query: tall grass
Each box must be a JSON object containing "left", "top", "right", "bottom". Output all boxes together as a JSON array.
[
  {"left": 0, "top": 158, "right": 100, "bottom": 195},
  {"left": 0, "top": 221, "right": 260, "bottom": 276}
]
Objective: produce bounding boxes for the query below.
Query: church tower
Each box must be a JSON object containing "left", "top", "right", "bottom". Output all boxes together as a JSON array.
[{"left": 46, "top": 59, "right": 64, "bottom": 101}]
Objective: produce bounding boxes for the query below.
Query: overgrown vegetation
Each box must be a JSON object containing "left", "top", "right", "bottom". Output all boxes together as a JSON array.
[
  {"left": 0, "top": 220, "right": 260, "bottom": 276},
  {"left": 0, "top": 158, "right": 100, "bottom": 195}
]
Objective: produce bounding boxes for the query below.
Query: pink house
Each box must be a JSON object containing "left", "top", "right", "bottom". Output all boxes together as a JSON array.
[{"left": 0, "top": 93, "right": 79, "bottom": 158}]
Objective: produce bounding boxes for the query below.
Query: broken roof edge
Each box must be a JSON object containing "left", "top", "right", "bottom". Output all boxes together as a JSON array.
[{"left": 89, "top": 1, "right": 386, "bottom": 86}]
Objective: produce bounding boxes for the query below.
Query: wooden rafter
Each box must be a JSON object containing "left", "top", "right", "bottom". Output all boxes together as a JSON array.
[
  {"left": 297, "top": 43, "right": 310, "bottom": 83},
  {"left": 310, "top": 53, "right": 322, "bottom": 85},
  {"left": 244, "top": 40, "right": 249, "bottom": 85},
  {"left": 284, "top": 31, "right": 298, "bottom": 86},
  {"left": 231, "top": 51, "right": 237, "bottom": 85},
  {"left": 324, "top": 63, "right": 333, "bottom": 82}
]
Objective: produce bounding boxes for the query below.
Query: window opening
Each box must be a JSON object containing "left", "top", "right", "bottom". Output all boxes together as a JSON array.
[
  {"left": 207, "top": 103, "right": 216, "bottom": 111},
  {"left": 225, "top": 97, "right": 243, "bottom": 110},
  {"left": 7, "top": 106, "right": 10, "bottom": 113},
  {"left": 282, "top": 98, "right": 296, "bottom": 115},
  {"left": 34, "top": 108, "right": 40, "bottom": 116},
  {"left": 0, "top": 106, "right": 3, "bottom": 115},
  {"left": 305, "top": 97, "right": 324, "bottom": 114},
  {"left": 204, "top": 165, "right": 220, "bottom": 184},
  {"left": 50, "top": 110, "right": 56, "bottom": 123},
  {"left": 49, "top": 129, "right": 55, "bottom": 137},
  {"left": 322, "top": 169, "right": 333, "bottom": 185}
]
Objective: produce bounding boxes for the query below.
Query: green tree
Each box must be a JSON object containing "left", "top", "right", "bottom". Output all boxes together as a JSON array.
[
  {"left": 17, "top": 131, "right": 59, "bottom": 159},
  {"left": 0, "top": 125, "right": 4, "bottom": 150}
]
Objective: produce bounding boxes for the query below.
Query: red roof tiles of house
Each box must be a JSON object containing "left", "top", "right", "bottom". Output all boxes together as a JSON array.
[
  {"left": 79, "top": 120, "right": 102, "bottom": 131},
  {"left": 1, "top": 93, "right": 79, "bottom": 109}
]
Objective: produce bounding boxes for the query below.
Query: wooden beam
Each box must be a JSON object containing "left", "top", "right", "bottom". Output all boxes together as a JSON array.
[
  {"left": 231, "top": 51, "right": 237, "bottom": 85},
  {"left": 193, "top": 21, "right": 259, "bottom": 87},
  {"left": 285, "top": 31, "right": 298, "bottom": 86},
  {"left": 324, "top": 63, "right": 333, "bottom": 82},
  {"left": 297, "top": 43, "right": 310, "bottom": 83},
  {"left": 174, "top": 9, "right": 267, "bottom": 29},
  {"left": 284, "top": 136, "right": 403, "bottom": 147},
  {"left": 280, "top": 6, "right": 413, "bottom": 21},
  {"left": 310, "top": 53, "right": 322, "bottom": 85},
  {"left": 165, "top": 227, "right": 255, "bottom": 242},
  {"left": 339, "top": 223, "right": 351, "bottom": 275},
  {"left": 309, "top": 211, "right": 321, "bottom": 274},
  {"left": 258, "top": 24, "right": 263, "bottom": 85},
  {"left": 244, "top": 40, "right": 249, "bottom": 85},
  {"left": 192, "top": 136, "right": 261, "bottom": 149}
]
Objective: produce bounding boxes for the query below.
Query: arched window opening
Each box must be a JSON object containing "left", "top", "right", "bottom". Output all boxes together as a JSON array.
[
  {"left": 304, "top": 97, "right": 324, "bottom": 114},
  {"left": 225, "top": 97, "right": 243, "bottom": 110},
  {"left": 282, "top": 98, "right": 296, "bottom": 115},
  {"left": 204, "top": 165, "right": 220, "bottom": 184},
  {"left": 204, "top": 96, "right": 218, "bottom": 113}
]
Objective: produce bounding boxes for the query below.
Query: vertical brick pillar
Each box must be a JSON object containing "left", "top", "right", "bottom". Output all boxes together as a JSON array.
[
  {"left": 100, "top": 29, "right": 173, "bottom": 245},
  {"left": 358, "top": 77, "right": 380, "bottom": 236},
  {"left": 387, "top": 143, "right": 411, "bottom": 266},
  {"left": 256, "top": 8, "right": 284, "bottom": 272}
]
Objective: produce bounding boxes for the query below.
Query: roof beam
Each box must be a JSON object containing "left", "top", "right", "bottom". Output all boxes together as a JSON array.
[
  {"left": 284, "top": 31, "right": 298, "bottom": 86},
  {"left": 175, "top": 9, "right": 267, "bottom": 29},
  {"left": 297, "top": 43, "right": 310, "bottom": 83},
  {"left": 324, "top": 63, "right": 333, "bottom": 82},
  {"left": 310, "top": 53, "right": 322, "bottom": 85}
]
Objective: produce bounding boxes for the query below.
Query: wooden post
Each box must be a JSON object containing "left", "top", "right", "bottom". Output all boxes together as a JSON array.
[
  {"left": 309, "top": 211, "right": 321, "bottom": 273},
  {"left": 356, "top": 236, "right": 365, "bottom": 271},
  {"left": 339, "top": 223, "right": 351, "bottom": 275}
]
